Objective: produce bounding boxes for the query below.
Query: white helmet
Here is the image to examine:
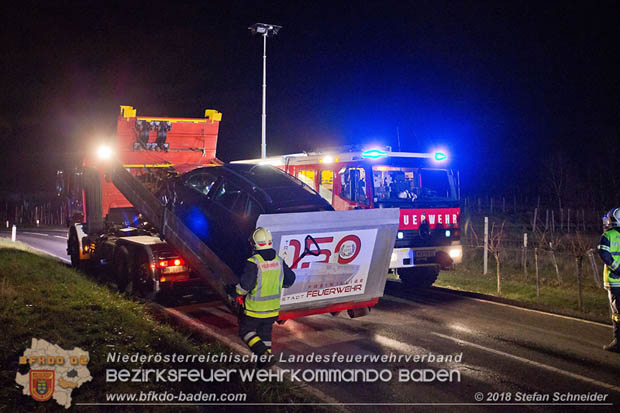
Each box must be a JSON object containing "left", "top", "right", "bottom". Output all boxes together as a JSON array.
[
  {"left": 602, "top": 208, "right": 620, "bottom": 231},
  {"left": 251, "top": 227, "right": 273, "bottom": 250}
]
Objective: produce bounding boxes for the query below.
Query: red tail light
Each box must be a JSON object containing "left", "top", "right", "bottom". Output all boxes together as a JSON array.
[{"left": 158, "top": 258, "right": 185, "bottom": 268}]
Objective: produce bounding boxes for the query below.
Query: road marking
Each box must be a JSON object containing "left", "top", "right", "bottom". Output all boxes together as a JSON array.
[
  {"left": 431, "top": 332, "right": 620, "bottom": 393},
  {"left": 23, "top": 231, "right": 50, "bottom": 237},
  {"left": 53, "top": 235, "right": 67, "bottom": 239},
  {"left": 383, "top": 291, "right": 612, "bottom": 328},
  {"left": 374, "top": 334, "right": 427, "bottom": 355}
]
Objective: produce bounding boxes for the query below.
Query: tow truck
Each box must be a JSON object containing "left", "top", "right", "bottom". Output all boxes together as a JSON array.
[
  {"left": 58, "top": 106, "right": 399, "bottom": 319},
  {"left": 234, "top": 147, "right": 462, "bottom": 288}
]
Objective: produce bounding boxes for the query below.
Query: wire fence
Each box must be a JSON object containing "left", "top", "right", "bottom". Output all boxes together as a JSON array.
[{"left": 458, "top": 212, "right": 608, "bottom": 315}]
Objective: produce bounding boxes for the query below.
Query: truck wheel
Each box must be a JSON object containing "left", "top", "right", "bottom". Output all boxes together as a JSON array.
[
  {"left": 114, "top": 246, "right": 131, "bottom": 293},
  {"left": 68, "top": 232, "right": 81, "bottom": 269},
  {"left": 399, "top": 266, "right": 439, "bottom": 289},
  {"left": 133, "top": 252, "right": 156, "bottom": 300}
]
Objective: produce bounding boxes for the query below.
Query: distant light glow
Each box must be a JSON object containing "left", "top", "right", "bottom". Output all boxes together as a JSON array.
[
  {"left": 322, "top": 155, "right": 334, "bottom": 164},
  {"left": 434, "top": 152, "right": 447, "bottom": 162},
  {"left": 445, "top": 230, "right": 451, "bottom": 237},
  {"left": 449, "top": 247, "right": 461, "bottom": 258},
  {"left": 397, "top": 231, "right": 404, "bottom": 239},
  {"left": 362, "top": 149, "right": 387, "bottom": 159}
]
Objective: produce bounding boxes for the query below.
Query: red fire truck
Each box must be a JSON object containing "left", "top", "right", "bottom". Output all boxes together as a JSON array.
[{"left": 235, "top": 147, "right": 462, "bottom": 288}]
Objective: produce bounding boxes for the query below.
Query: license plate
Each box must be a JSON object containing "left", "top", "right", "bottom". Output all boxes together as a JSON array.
[
  {"left": 416, "top": 250, "right": 435, "bottom": 258},
  {"left": 162, "top": 265, "right": 188, "bottom": 274}
]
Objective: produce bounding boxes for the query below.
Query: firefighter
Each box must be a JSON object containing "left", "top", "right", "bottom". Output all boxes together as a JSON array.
[
  {"left": 597, "top": 208, "right": 620, "bottom": 352},
  {"left": 231, "top": 227, "right": 295, "bottom": 367}
]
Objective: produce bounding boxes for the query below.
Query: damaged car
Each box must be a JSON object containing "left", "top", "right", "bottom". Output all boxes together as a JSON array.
[{"left": 159, "top": 163, "right": 333, "bottom": 273}]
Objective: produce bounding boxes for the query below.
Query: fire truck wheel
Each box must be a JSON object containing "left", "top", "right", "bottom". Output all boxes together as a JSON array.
[
  {"left": 114, "top": 246, "right": 131, "bottom": 293},
  {"left": 399, "top": 266, "right": 439, "bottom": 289},
  {"left": 133, "top": 252, "right": 156, "bottom": 300}
]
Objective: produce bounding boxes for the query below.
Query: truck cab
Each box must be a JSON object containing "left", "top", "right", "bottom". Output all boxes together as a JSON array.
[{"left": 235, "top": 148, "right": 462, "bottom": 288}]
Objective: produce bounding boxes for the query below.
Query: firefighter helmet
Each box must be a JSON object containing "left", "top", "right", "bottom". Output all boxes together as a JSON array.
[
  {"left": 251, "top": 227, "right": 273, "bottom": 250},
  {"left": 602, "top": 208, "right": 620, "bottom": 231}
]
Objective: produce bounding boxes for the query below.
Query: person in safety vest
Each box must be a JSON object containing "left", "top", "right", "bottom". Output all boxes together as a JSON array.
[
  {"left": 231, "top": 227, "right": 295, "bottom": 367},
  {"left": 597, "top": 208, "right": 620, "bottom": 352}
]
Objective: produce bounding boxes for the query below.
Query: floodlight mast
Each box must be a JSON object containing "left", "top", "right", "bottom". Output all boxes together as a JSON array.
[{"left": 249, "top": 23, "right": 281, "bottom": 159}]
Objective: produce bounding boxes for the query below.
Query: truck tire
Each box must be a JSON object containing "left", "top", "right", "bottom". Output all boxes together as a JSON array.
[
  {"left": 132, "top": 251, "right": 156, "bottom": 300},
  {"left": 399, "top": 266, "right": 439, "bottom": 289},
  {"left": 114, "top": 246, "right": 131, "bottom": 293},
  {"left": 68, "top": 231, "right": 81, "bottom": 269}
]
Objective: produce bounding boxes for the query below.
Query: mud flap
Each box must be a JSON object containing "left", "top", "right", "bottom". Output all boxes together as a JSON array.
[{"left": 257, "top": 209, "right": 399, "bottom": 313}]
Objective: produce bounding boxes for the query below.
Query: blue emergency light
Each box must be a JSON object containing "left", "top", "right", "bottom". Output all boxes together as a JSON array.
[
  {"left": 434, "top": 152, "right": 447, "bottom": 161},
  {"left": 361, "top": 149, "right": 388, "bottom": 159}
]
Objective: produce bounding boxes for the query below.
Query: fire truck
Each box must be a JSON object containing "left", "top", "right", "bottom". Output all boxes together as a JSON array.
[
  {"left": 234, "top": 147, "right": 462, "bottom": 288},
  {"left": 58, "top": 106, "right": 399, "bottom": 319}
]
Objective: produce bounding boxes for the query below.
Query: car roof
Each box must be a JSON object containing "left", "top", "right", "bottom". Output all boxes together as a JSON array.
[{"left": 183, "top": 164, "right": 333, "bottom": 213}]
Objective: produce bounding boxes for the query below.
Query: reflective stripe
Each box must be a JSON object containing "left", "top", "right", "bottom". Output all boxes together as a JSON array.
[
  {"left": 245, "top": 309, "right": 279, "bottom": 318},
  {"left": 611, "top": 252, "right": 620, "bottom": 256},
  {"left": 248, "top": 336, "right": 261, "bottom": 347},
  {"left": 243, "top": 332, "right": 256, "bottom": 342},
  {"left": 236, "top": 284, "right": 248, "bottom": 295},
  {"left": 600, "top": 245, "right": 611, "bottom": 251},
  {"left": 246, "top": 293, "right": 281, "bottom": 302}
]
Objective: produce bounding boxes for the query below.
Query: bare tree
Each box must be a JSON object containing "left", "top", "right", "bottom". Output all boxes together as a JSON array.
[
  {"left": 566, "top": 232, "right": 594, "bottom": 313},
  {"left": 544, "top": 153, "right": 569, "bottom": 210},
  {"left": 487, "top": 221, "right": 506, "bottom": 295}
]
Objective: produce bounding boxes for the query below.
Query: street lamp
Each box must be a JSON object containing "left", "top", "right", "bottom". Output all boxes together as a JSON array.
[{"left": 249, "top": 22, "right": 282, "bottom": 159}]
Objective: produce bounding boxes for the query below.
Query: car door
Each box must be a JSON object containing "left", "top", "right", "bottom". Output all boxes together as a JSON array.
[
  {"left": 207, "top": 178, "right": 251, "bottom": 271},
  {"left": 173, "top": 169, "right": 220, "bottom": 242}
]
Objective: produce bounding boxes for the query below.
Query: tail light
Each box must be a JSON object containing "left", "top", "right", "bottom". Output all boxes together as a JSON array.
[
  {"left": 158, "top": 258, "right": 185, "bottom": 268},
  {"left": 157, "top": 257, "right": 189, "bottom": 282}
]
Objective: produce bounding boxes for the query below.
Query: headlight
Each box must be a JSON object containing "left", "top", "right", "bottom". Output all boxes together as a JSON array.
[
  {"left": 449, "top": 248, "right": 461, "bottom": 258},
  {"left": 397, "top": 231, "right": 404, "bottom": 239}
]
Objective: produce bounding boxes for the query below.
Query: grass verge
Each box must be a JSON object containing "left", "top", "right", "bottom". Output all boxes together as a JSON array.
[
  {"left": 436, "top": 258, "right": 611, "bottom": 324},
  {"left": 0, "top": 242, "right": 322, "bottom": 412}
]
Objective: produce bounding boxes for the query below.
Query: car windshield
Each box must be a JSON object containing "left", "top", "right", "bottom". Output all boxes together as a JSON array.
[{"left": 372, "top": 166, "right": 455, "bottom": 202}]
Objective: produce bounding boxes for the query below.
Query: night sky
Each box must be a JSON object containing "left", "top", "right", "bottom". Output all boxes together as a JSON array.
[{"left": 1, "top": 1, "right": 618, "bottom": 196}]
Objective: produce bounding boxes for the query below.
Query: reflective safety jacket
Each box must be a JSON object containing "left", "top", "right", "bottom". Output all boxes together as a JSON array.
[
  {"left": 598, "top": 228, "right": 620, "bottom": 288},
  {"left": 235, "top": 250, "right": 296, "bottom": 318}
]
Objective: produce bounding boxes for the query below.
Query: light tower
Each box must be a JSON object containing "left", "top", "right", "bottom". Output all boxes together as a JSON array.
[{"left": 249, "top": 23, "right": 282, "bottom": 159}]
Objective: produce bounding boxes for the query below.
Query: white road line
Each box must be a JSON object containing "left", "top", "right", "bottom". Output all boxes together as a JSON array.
[
  {"left": 431, "top": 332, "right": 620, "bottom": 393},
  {"left": 383, "top": 292, "right": 611, "bottom": 328},
  {"left": 53, "top": 235, "right": 67, "bottom": 239},
  {"left": 374, "top": 334, "right": 427, "bottom": 355},
  {"left": 22, "top": 232, "right": 50, "bottom": 237}
]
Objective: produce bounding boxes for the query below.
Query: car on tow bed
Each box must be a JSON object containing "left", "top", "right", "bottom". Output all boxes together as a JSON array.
[{"left": 159, "top": 163, "right": 333, "bottom": 274}]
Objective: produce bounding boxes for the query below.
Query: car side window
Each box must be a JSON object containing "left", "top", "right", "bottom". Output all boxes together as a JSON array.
[
  {"left": 212, "top": 180, "right": 243, "bottom": 212},
  {"left": 245, "top": 196, "right": 263, "bottom": 220},
  {"left": 185, "top": 172, "right": 217, "bottom": 196}
]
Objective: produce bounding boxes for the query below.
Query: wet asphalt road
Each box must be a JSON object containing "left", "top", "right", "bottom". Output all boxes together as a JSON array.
[{"left": 4, "top": 227, "right": 620, "bottom": 410}]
